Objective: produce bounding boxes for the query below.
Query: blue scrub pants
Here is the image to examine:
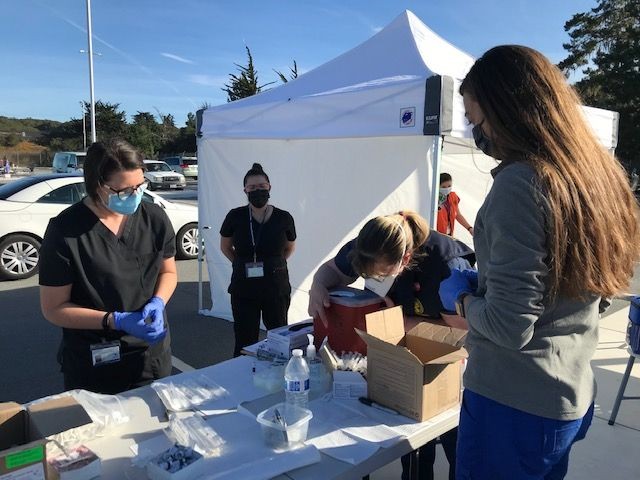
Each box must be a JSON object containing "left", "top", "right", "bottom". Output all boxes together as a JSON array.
[{"left": 456, "top": 389, "right": 594, "bottom": 480}]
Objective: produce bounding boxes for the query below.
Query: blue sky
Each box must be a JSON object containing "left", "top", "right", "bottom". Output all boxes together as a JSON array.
[{"left": 1, "top": 0, "right": 596, "bottom": 125}]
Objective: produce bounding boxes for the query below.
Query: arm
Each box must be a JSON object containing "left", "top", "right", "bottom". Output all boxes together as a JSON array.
[
  {"left": 283, "top": 240, "right": 296, "bottom": 260},
  {"left": 456, "top": 212, "right": 474, "bottom": 234},
  {"left": 308, "top": 259, "right": 358, "bottom": 327},
  {"left": 40, "top": 285, "right": 111, "bottom": 329},
  {"left": 220, "top": 236, "right": 235, "bottom": 262},
  {"left": 153, "top": 256, "right": 178, "bottom": 305},
  {"left": 466, "top": 165, "right": 547, "bottom": 350}
]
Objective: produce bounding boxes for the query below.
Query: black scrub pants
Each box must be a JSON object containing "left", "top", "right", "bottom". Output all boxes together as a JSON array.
[
  {"left": 401, "top": 428, "right": 457, "bottom": 480},
  {"left": 231, "top": 294, "right": 290, "bottom": 357}
]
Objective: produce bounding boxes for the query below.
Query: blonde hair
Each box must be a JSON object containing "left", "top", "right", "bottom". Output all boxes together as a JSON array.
[
  {"left": 350, "top": 210, "right": 430, "bottom": 277},
  {"left": 461, "top": 45, "right": 640, "bottom": 298}
]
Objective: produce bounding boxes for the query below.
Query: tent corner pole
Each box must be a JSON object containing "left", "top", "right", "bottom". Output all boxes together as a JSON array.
[{"left": 429, "top": 136, "right": 443, "bottom": 229}]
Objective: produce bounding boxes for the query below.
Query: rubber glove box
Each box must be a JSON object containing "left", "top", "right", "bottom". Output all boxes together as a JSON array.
[{"left": 313, "top": 287, "right": 385, "bottom": 355}]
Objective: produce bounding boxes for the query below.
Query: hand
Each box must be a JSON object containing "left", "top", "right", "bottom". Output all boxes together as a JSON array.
[
  {"left": 467, "top": 226, "right": 474, "bottom": 236},
  {"left": 439, "top": 269, "right": 477, "bottom": 312},
  {"left": 142, "top": 296, "right": 165, "bottom": 326},
  {"left": 113, "top": 310, "right": 165, "bottom": 344},
  {"left": 308, "top": 282, "right": 331, "bottom": 328}
]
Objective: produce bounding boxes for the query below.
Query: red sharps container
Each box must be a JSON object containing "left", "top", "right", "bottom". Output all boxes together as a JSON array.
[{"left": 313, "top": 286, "right": 386, "bottom": 355}]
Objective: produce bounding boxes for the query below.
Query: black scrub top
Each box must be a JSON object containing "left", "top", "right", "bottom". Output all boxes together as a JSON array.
[
  {"left": 39, "top": 200, "right": 176, "bottom": 350},
  {"left": 334, "top": 230, "right": 475, "bottom": 317},
  {"left": 220, "top": 205, "right": 296, "bottom": 299}
]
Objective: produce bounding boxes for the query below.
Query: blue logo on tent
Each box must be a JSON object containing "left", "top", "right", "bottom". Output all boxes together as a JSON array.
[{"left": 400, "top": 107, "right": 416, "bottom": 128}]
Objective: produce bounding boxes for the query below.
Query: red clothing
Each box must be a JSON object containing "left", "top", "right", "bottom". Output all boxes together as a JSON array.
[{"left": 437, "top": 191, "right": 460, "bottom": 235}]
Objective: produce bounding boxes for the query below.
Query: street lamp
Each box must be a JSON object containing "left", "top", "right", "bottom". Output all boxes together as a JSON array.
[
  {"left": 85, "top": 0, "right": 97, "bottom": 143},
  {"left": 79, "top": 101, "right": 87, "bottom": 151}
]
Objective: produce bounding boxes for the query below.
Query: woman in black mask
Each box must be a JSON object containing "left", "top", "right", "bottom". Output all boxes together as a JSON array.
[{"left": 220, "top": 163, "right": 297, "bottom": 356}]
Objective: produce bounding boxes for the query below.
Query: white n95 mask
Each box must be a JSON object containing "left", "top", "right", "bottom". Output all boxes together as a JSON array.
[{"left": 365, "top": 271, "right": 399, "bottom": 298}]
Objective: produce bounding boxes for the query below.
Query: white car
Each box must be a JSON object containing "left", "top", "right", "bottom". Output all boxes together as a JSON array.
[
  {"left": 143, "top": 160, "right": 186, "bottom": 190},
  {"left": 0, "top": 174, "right": 199, "bottom": 280}
]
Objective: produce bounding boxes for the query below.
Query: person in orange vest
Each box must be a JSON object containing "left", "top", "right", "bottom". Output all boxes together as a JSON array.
[{"left": 436, "top": 172, "right": 473, "bottom": 236}]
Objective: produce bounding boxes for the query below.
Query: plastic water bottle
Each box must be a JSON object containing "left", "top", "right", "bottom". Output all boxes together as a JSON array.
[{"left": 284, "top": 349, "right": 310, "bottom": 409}]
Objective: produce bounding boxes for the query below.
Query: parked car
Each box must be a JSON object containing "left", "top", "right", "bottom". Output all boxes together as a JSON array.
[
  {"left": 0, "top": 174, "right": 199, "bottom": 280},
  {"left": 164, "top": 156, "right": 198, "bottom": 180},
  {"left": 51, "top": 152, "right": 86, "bottom": 174},
  {"left": 143, "top": 160, "right": 186, "bottom": 190}
]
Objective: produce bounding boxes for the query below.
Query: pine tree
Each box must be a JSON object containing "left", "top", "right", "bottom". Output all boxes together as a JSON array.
[
  {"left": 222, "top": 46, "right": 274, "bottom": 102},
  {"left": 558, "top": 0, "right": 640, "bottom": 169}
]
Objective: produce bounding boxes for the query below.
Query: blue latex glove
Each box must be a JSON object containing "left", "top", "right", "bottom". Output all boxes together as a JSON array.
[
  {"left": 142, "top": 296, "right": 165, "bottom": 325},
  {"left": 439, "top": 269, "right": 477, "bottom": 312},
  {"left": 113, "top": 309, "right": 165, "bottom": 344}
]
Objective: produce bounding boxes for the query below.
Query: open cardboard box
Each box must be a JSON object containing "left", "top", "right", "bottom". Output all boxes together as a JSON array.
[
  {"left": 0, "top": 396, "right": 92, "bottom": 480},
  {"left": 356, "top": 306, "right": 467, "bottom": 421}
]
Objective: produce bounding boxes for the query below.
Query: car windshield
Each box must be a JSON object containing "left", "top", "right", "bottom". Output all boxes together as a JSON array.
[
  {"left": 0, "top": 176, "right": 45, "bottom": 199},
  {"left": 146, "top": 163, "right": 172, "bottom": 172},
  {"left": 181, "top": 158, "right": 197, "bottom": 166}
]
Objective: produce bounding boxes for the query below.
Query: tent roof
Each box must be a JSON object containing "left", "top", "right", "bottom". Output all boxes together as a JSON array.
[{"left": 212, "top": 10, "right": 474, "bottom": 111}]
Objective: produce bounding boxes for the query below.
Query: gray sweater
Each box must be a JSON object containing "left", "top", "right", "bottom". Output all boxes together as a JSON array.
[{"left": 465, "top": 161, "right": 599, "bottom": 420}]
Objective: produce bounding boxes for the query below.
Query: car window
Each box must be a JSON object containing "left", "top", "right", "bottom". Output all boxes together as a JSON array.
[
  {"left": 76, "top": 154, "right": 86, "bottom": 168},
  {"left": 164, "top": 158, "right": 179, "bottom": 166},
  {"left": 146, "top": 163, "right": 172, "bottom": 172},
  {"left": 37, "top": 184, "right": 83, "bottom": 204},
  {"left": 142, "top": 192, "right": 155, "bottom": 204},
  {"left": 181, "top": 158, "right": 197, "bottom": 166}
]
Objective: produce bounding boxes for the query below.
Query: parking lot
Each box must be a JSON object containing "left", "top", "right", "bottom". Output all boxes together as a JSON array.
[{"left": 0, "top": 177, "right": 238, "bottom": 403}]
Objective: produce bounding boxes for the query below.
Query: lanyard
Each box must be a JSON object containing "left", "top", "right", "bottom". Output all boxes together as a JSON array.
[{"left": 248, "top": 206, "right": 268, "bottom": 262}]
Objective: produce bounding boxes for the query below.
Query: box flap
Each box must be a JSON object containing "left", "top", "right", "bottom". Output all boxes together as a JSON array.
[
  {"left": 364, "top": 306, "right": 405, "bottom": 344},
  {"left": 319, "top": 344, "right": 338, "bottom": 372},
  {"left": 27, "top": 397, "right": 92, "bottom": 439},
  {"left": 356, "top": 328, "right": 422, "bottom": 366},
  {"left": 0, "top": 402, "right": 27, "bottom": 450},
  {"left": 407, "top": 322, "right": 467, "bottom": 347}
]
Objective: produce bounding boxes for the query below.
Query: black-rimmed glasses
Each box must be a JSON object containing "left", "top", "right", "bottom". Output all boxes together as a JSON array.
[{"left": 103, "top": 181, "right": 148, "bottom": 200}]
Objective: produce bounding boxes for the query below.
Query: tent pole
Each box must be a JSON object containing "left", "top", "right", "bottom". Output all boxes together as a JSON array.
[{"left": 429, "top": 136, "right": 443, "bottom": 229}]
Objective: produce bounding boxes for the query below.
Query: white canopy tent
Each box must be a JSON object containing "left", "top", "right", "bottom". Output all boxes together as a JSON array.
[{"left": 196, "top": 10, "right": 619, "bottom": 323}]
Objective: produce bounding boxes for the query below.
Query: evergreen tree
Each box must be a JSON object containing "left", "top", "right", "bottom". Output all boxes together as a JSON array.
[
  {"left": 558, "top": 0, "right": 640, "bottom": 169},
  {"left": 274, "top": 60, "right": 298, "bottom": 83},
  {"left": 222, "top": 46, "right": 274, "bottom": 102}
]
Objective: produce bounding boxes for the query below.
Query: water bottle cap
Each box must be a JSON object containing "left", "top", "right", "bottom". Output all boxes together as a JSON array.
[{"left": 292, "top": 349, "right": 303, "bottom": 357}]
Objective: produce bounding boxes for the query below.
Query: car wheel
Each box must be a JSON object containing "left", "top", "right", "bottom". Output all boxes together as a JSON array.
[
  {"left": 176, "top": 223, "right": 199, "bottom": 260},
  {"left": 0, "top": 235, "right": 41, "bottom": 280}
]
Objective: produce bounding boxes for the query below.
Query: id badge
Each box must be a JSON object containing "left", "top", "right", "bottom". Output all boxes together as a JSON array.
[
  {"left": 90, "top": 341, "right": 121, "bottom": 366},
  {"left": 245, "top": 261, "right": 265, "bottom": 278}
]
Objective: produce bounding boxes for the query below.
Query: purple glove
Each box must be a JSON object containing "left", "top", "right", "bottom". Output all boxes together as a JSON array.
[
  {"left": 113, "top": 310, "right": 165, "bottom": 344},
  {"left": 439, "top": 269, "right": 477, "bottom": 312}
]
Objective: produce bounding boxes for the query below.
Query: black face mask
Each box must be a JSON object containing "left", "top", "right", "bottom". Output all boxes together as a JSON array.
[
  {"left": 247, "top": 189, "right": 270, "bottom": 208},
  {"left": 472, "top": 120, "right": 492, "bottom": 157}
]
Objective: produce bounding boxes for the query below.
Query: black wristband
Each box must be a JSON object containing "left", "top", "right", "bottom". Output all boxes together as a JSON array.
[{"left": 102, "top": 312, "right": 111, "bottom": 331}]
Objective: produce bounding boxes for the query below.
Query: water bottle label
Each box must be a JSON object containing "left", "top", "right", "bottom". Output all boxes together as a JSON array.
[{"left": 285, "top": 379, "right": 310, "bottom": 392}]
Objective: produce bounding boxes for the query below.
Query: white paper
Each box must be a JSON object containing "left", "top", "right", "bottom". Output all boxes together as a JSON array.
[{"left": 306, "top": 430, "right": 379, "bottom": 464}]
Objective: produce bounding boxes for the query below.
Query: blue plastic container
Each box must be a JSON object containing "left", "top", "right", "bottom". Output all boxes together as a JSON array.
[{"left": 627, "top": 296, "right": 640, "bottom": 354}]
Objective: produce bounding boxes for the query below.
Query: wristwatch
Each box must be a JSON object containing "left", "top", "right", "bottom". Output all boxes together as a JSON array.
[{"left": 455, "top": 293, "right": 470, "bottom": 318}]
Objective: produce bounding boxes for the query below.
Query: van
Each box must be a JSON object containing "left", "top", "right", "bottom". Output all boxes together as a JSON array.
[
  {"left": 52, "top": 152, "right": 86, "bottom": 174},
  {"left": 164, "top": 156, "right": 198, "bottom": 179}
]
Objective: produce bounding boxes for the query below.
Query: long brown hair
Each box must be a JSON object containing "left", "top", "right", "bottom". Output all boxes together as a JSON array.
[
  {"left": 350, "top": 211, "right": 429, "bottom": 277},
  {"left": 461, "top": 45, "right": 640, "bottom": 299}
]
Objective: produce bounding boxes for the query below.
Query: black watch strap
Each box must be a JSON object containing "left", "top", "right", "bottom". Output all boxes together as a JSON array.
[{"left": 102, "top": 312, "right": 111, "bottom": 331}]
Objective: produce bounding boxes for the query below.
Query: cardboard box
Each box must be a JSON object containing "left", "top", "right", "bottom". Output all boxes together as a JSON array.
[
  {"left": 266, "top": 320, "right": 314, "bottom": 358},
  {"left": 0, "top": 397, "right": 92, "bottom": 480},
  {"left": 356, "top": 306, "right": 467, "bottom": 421},
  {"left": 332, "top": 370, "right": 367, "bottom": 399}
]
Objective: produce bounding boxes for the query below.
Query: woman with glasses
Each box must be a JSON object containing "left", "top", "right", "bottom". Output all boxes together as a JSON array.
[
  {"left": 39, "top": 140, "right": 176, "bottom": 394},
  {"left": 308, "top": 210, "right": 474, "bottom": 480},
  {"left": 220, "top": 163, "right": 296, "bottom": 357}
]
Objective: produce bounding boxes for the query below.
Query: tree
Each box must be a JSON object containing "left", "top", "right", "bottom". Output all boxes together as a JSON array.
[
  {"left": 92, "top": 101, "right": 128, "bottom": 142},
  {"left": 222, "top": 46, "right": 274, "bottom": 102},
  {"left": 274, "top": 60, "right": 298, "bottom": 83},
  {"left": 558, "top": 0, "right": 640, "bottom": 169},
  {"left": 127, "top": 111, "right": 160, "bottom": 157}
]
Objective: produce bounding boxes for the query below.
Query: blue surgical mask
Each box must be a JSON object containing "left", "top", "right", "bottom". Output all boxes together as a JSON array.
[{"left": 107, "top": 190, "right": 143, "bottom": 215}]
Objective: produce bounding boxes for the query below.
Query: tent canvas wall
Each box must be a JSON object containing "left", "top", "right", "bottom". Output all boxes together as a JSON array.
[{"left": 197, "top": 10, "right": 619, "bottom": 323}]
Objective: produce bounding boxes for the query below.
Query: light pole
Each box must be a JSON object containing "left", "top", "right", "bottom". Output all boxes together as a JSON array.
[
  {"left": 80, "top": 101, "right": 87, "bottom": 151},
  {"left": 85, "top": 0, "right": 96, "bottom": 143}
]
